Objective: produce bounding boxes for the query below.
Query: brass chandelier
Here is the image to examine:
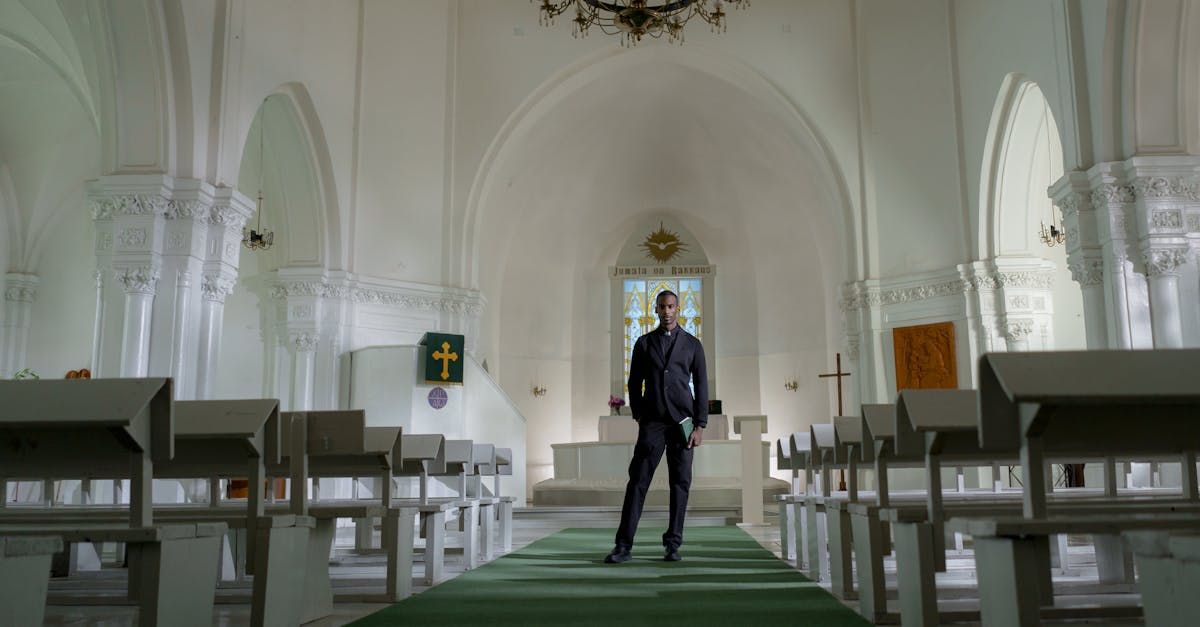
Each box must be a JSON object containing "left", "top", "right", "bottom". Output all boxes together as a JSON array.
[
  {"left": 243, "top": 99, "right": 275, "bottom": 252},
  {"left": 535, "top": 0, "right": 748, "bottom": 46}
]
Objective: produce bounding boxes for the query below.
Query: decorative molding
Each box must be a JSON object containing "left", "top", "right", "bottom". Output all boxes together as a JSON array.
[
  {"left": 93, "top": 269, "right": 104, "bottom": 288},
  {"left": 1067, "top": 259, "right": 1104, "bottom": 286},
  {"left": 267, "top": 278, "right": 485, "bottom": 316},
  {"left": 839, "top": 279, "right": 965, "bottom": 311},
  {"left": 210, "top": 203, "right": 250, "bottom": 230},
  {"left": 844, "top": 334, "right": 860, "bottom": 362},
  {"left": 176, "top": 270, "right": 193, "bottom": 289},
  {"left": 1187, "top": 214, "right": 1200, "bottom": 233},
  {"left": 115, "top": 265, "right": 161, "bottom": 295},
  {"left": 164, "top": 199, "right": 209, "bottom": 221},
  {"left": 117, "top": 227, "right": 148, "bottom": 248},
  {"left": 970, "top": 271, "right": 1055, "bottom": 291},
  {"left": 200, "top": 275, "right": 236, "bottom": 303},
  {"left": 291, "top": 332, "right": 320, "bottom": 352},
  {"left": 1151, "top": 210, "right": 1184, "bottom": 230},
  {"left": 89, "top": 195, "right": 170, "bottom": 221},
  {"left": 841, "top": 267, "right": 1054, "bottom": 312},
  {"left": 1007, "top": 295, "right": 1031, "bottom": 310},
  {"left": 1133, "top": 176, "right": 1198, "bottom": 202},
  {"left": 1090, "top": 183, "right": 1135, "bottom": 207}
]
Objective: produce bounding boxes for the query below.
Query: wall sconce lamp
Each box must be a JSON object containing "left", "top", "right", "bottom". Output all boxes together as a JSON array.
[
  {"left": 531, "top": 385, "right": 548, "bottom": 398},
  {"left": 784, "top": 378, "right": 799, "bottom": 392}
]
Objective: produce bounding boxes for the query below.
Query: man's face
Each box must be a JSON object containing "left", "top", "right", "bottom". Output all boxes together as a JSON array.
[{"left": 656, "top": 294, "right": 678, "bottom": 329}]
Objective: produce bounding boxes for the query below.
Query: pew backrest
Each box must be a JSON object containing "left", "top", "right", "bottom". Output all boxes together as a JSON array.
[
  {"left": 861, "top": 403, "right": 895, "bottom": 463},
  {"left": 399, "top": 434, "right": 448, "bottom": 475},
  {"left": 978, "top": 350, "right": 1200, "bottom": 455},
  {"left": 169, "top": 399, "right": 281, "bottom": 472},
  {"left": 472, "top": 443, "right": 496, "bottom": 475},
  {"left": 833, "top": 416, "right": 863, "bottom": 463},
  {"left": 776, "top": 438, "right": 793, "bottom": 471}
]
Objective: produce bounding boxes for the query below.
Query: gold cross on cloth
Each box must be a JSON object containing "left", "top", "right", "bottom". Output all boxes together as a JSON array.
[{"left": 432, "top": 342, "right": 459, "bottom": 381}]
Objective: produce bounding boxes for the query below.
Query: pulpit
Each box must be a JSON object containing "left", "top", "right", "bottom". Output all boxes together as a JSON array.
[
  {"left": 533, "top": 414, "right": 786, "bottom": 508},
  {"left": 597, "top": 414, "right": 730, "bottom": 443}
]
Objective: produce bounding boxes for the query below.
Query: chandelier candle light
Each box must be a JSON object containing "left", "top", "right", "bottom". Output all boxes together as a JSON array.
[
  {"left": 243, "top": 99, "right": 275, "bottom": 252},
  {"left": 535, "top": 0, "right": 748, "bottom": 46}
]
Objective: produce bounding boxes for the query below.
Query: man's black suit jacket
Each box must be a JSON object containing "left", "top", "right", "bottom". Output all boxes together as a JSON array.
[{"left": 627, "top": 326, "right": 709, "bottom": 428}]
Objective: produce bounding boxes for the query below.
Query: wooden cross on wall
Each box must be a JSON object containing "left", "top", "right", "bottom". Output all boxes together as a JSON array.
[
  {"left": 818, "top": 353, "right": 852, "bottom": 415},
  {"left": 818, "top": 353, "right": 852, "bottom": 491}
]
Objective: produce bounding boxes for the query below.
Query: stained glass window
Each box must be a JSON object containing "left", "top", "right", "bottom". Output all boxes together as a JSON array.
[{"left": 622, "top": 277, "right": 703, "bottom": 394}]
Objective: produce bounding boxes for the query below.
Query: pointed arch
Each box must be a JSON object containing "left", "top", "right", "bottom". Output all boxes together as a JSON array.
[
  {"left": 978, "top": 74, "right": 1065, "bottom": 259},
  {"left": 234, "top": 83, "right": 342, "bottom": 270},
  {"left": 456, "top": 44, "right": 861, "bottom": 290}
]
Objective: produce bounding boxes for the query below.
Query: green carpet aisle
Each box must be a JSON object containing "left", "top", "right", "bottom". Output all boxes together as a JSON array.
[{"left": 351, "top": 526, "right": 871, "bottom": 626}]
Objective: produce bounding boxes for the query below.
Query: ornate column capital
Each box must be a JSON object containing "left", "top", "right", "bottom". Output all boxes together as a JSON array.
[
  {"left": 3, "top": 273, "right": 39, "bottom": 303},
  {"left": 1142, "top": 247, "right": 1190, "bottom": 277},
  {"left": 115, "top": 265, "right": 161, "bottom": 295},
  {"left": 1002, "top": 318, "right": 1035, "bottom": 342},
  {"left": 1066, "top": 258, "right": 1105, "bottom": 287},
  {"left": 201, "top": 275, "right": 236, "bottom": 303},
  {"left": 290, "top": 332, "right": 320, "bottom": 353}
]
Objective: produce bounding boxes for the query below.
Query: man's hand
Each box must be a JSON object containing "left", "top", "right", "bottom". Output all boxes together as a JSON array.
[{"left": 688, "top": 427, "right": 703, "bottom": 449}]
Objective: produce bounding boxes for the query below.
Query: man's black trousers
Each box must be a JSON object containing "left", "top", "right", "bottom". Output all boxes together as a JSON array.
[{"left": 614, "top": 417, "right": 693, "bottom": 551}]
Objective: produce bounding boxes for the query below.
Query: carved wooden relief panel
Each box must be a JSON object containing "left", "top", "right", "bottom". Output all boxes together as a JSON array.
[{"left": 893, "top": 321, "right": 958, "bottom": 390}]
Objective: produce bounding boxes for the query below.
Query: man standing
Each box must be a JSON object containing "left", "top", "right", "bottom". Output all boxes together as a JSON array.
[{"left": 605, "top": 290, "right": 708, "bottom": 563}]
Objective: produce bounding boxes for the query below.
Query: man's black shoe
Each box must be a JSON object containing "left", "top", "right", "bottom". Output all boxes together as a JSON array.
[
  {"left": 664, "top": 548, "right": 681, "bottom": 562},
  {"left": 604, "top": 547, "right": 632, "bottom": 564}
]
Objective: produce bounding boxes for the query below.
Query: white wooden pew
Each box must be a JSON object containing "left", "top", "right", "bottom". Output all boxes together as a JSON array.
[
  {"left": 276, "top": 410, "right": 436, "bottom": 619},
  {"left": 825, "top": 416, "right": 867, "bottom": 599},
  {"left": 0, "top": 378, "right": 225, "bottom": 627},
  {"left": 396, "top": 433, "right": 456, "bottom": 585},
  {"left": 4, "top": 399, "right": 313, "bottom": 627},
  {"left": 1126, "top": 530, "right": 1200, "bottom": 627},
  {"left": 774, "top": 437, "right": 798, "bottom": 562},
  {"left": 430, "top": 439, "right": 483, "bottom": 570},
  {"left": 493, "top": 447, "right": 516, "bottom": 552},
  {"left": 960, "top": 350, "right": 1200, "bottom": 626},
  {"left": 804, "top": 423, "right": 837, "bottom": 582},
  {"left": 471, "top": 444, "right": 501, "bottom": 561},
  {"left": 788, "top": 432, "right": 815, "bottom": 570},
  {"left": 0, "top": 535, "right": 61, "bottom": 625}
]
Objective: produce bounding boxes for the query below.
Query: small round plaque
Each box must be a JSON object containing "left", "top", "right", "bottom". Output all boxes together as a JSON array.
[{"left": 428, "top": 387, "right": 448, "bottom": 410}]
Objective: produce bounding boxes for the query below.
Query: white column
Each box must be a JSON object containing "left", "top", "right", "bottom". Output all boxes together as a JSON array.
[
  {"left": 1068, "top": 259, "right": 1108, "bottom": 349},
  {"left": 170, "top": 270, "right": 192, "bottom": 385},
  {"left": 1143, "top": 248, "right": 1189, "bottom": 348},
  {"left": 90, "top": 269, "right": 106, "bottom": 374},
  {"left": 1, "top": 273, "right": 38, "bottom": 376},
  {"left": 115, "top": 265, "right": 160, "bottom": 377},
  {"left": 290, "top": 332, "right": 318, "bottom": 411},
  {"left": 195, "top": 275, "right": 235, "bottom": 399}
]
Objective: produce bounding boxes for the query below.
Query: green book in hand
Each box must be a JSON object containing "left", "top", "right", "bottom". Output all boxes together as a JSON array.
[{"left": 679, "top": 417, "right": 694, "bottom": 444}]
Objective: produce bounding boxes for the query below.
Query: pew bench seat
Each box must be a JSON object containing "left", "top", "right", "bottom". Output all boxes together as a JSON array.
[
  {"left": 953, "top": 514, "right": 1200, "bottom": 627},
  {"left": 0, "top": 507, "right": 312, "bottom": 627},
  {"left": 0, "top": 535, "right": 63, "bottom": 626},
  {"left": 1125, "top": 530, "right": 1200, "bottom": 627},
  {"left": 0, "top": 522, "right": 225, "bottom": 627},
  {"left": 866, "top": 500, "right": 1200, "bottom": 627}
]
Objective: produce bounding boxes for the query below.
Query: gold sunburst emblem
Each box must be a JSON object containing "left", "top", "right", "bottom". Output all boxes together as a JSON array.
[{"left": 640, "top": 222, "right": 688, "bottom": 263}]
